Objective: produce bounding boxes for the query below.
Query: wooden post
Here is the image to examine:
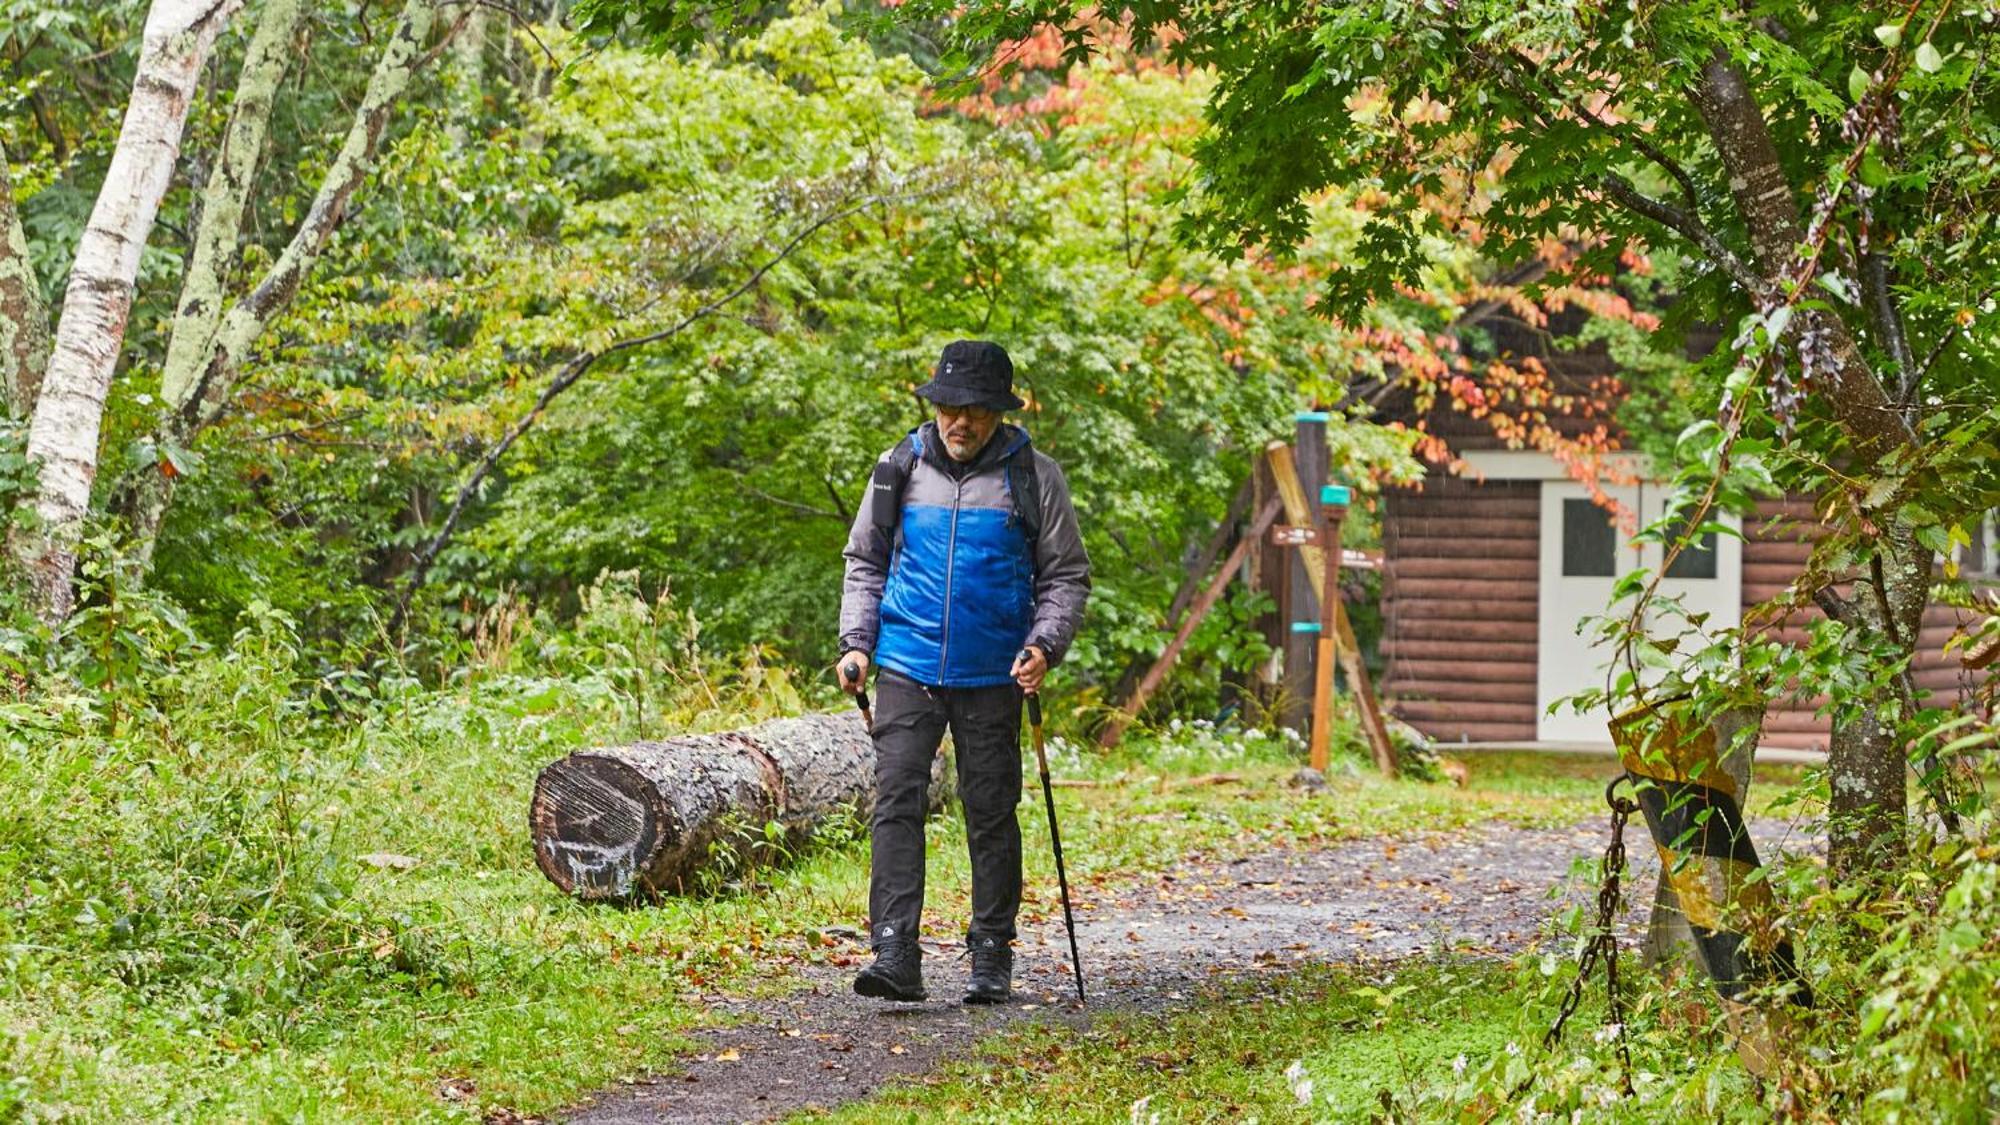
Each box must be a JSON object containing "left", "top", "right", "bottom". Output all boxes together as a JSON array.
[
  {"left": 1100, "top": 493, "right": 1286, "bottom": 749},
  {"left": 1256, "top": 457, "right": 1290, "bottom": 713},
  {"left": 1266, "top": 442, "right": 1399, "bottom": 778},
  {"left": 1308, "top": 487, "right": 1348, "bottom": 771},
  {"left": 1281, "top": 413, "right": 1328, "bottom": 732}
]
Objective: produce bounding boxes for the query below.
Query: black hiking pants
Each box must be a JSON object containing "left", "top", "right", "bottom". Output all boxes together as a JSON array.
[{"left": 867, "top": 669, "right": 1023, "bottom": 949}]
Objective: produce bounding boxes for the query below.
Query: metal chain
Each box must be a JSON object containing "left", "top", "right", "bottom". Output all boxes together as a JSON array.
[{"left": 1542, "top": 775, "right": 1640, "bottom": 1097}]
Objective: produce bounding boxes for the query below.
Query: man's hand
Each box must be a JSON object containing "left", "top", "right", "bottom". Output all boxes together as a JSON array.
[
  {"left": 838, "top": 651, "right": 871, "bottom": 695},
  {"left": 1011, "top": 645, "right": 1048, "bottom": 694}
]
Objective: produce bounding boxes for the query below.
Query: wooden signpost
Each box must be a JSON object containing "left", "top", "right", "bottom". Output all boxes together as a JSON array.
[
  {"left": 1265, "top": 440, "right": 1398, "bottom": 778},
  {"left": 1095, "top": 417, "right": 1398, "bottom": 779}
]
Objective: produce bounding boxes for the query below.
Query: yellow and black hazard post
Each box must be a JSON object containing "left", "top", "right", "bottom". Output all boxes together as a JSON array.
[{"left": 1611, "top": 702, "right": 1811, "bottom": 1076}]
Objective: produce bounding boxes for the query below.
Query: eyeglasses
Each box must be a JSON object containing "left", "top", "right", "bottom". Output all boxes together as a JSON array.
[{"left": 935, "top": 403, "right": 998, "bottom": 423}]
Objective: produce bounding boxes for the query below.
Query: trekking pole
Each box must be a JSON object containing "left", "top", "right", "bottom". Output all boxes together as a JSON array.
[
  {"left": 1021, "top": 654, "right": 1086, "bottom": 1003},
  {"left": 840, "top": 657, "right": 872, "bottom": 734}
]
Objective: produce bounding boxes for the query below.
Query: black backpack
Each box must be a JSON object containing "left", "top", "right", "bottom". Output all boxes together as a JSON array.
[{"left": 868, "top": 436, "right": 1042, "bottom": 550}]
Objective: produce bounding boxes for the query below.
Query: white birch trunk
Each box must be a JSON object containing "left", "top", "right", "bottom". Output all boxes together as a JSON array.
[
  {"left": 124, "top": 0, "right": 438, "bottom": 564},
  {"left": 0, "top": 140, "right": 51, "bottom": 418},
  {"left": 154, "top": 0, "right": 305, "bottom": 426},
  {"left": 15, "top": 0, "right": 244, "bottom": 620}
]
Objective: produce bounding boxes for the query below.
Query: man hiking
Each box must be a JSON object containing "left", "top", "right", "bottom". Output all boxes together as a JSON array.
[{"left": 836, "top": 339, "right": 1091, "bottom": 1004}]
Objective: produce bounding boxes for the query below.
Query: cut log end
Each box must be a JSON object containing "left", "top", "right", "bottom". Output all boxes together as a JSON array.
[{"left": 530, "top": 753, "right": 670, "bottom": 900}]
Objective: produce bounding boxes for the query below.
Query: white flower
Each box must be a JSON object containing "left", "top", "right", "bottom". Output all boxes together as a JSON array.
[
  {"left": 1284, "top": 1060, "right": 1314, "bottom": 1106},
  {"left": 1592, "top": 1023, "right": 1623, "bottom": 1044},
  {"left": 1128, "top": 1095, "right": 1158, "bottom": 1124},
  {"left": 1453, "top": 1053, "right": 1468, "bottom": 1075},
  {"left": 1506, "top": 1040, "right": 1522, "bottom": 1057}
]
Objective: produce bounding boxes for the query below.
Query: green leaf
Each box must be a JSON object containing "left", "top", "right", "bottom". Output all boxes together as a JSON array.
[
  {"left": 1916, "top": 41, "right": 1944, "bottom": 73},
  {"left": 1858, "top": 998, "right": 1893, "bottom": 1037},
  {"left": 1848, "top": 65, "right": 1871, "bottom": 103},
  {"left": 1860, "top": 145, "right": 1891, "bottom": 188},
  {"left": 1874, "top": 24, "right": 1902, "bottom": 49}
]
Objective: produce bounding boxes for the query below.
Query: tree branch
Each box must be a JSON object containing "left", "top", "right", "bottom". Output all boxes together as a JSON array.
[
  {"left": 1909, "top": 280, "right": 2000, "bottom": 405},
  {"left": 1504, "top": 48, "right": 1707, "bottom": 216},
  {"left": 1862, "top": 251, "right": 1917, "bottom": 403},
  {"left": 1595, "top": 173, "right": 1762, "bottom": 293},
  {"left": 738, "top": 477, "right": 845, "bottom": 521},
  {"left": 1475, "top": 47, "right": 1756, "bottom": 295}
]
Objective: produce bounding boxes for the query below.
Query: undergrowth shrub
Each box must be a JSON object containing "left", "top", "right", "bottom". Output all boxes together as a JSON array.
[
  {"left": 1407, "top": 749, "right": 2000, "bottom": 1122},
  {"left": 0, "top": 570, "right": 803, "bottom": 1111}
]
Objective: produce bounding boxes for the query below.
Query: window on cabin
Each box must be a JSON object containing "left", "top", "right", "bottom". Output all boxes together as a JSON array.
[
  {"left": 1562, "top": 498, "right": 1618, "bottom": 577},
  {"left": 1663, "top": 514, "right": 1719, "bottom": 580}
]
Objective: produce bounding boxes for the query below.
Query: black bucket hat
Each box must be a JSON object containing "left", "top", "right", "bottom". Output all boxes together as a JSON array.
[{"left": 914, "top": 340, "right": 1025, "bottom": 412}]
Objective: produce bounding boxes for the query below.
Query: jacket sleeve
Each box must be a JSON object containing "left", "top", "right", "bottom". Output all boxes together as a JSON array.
[
  {"left": 837, "top": 451, "right": 895, "bottom": 657},
  {"left": 1024, "top": 453, "right": 1091, "bottom": 667}
]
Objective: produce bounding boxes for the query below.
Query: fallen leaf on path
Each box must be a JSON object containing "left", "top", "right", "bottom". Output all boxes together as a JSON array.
[{"left": 716, "top": 1049, "right": 742, "bottom": 1062}]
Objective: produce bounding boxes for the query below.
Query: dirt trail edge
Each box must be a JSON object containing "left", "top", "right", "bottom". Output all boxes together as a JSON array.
[{"left": 562, "top": 817, "right": 1787, "bottom": 1124}]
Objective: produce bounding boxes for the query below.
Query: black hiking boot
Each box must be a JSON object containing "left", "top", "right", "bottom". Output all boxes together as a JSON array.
[
  {"left": 962, "top": 934, "right": 1013, "bottom": 1005},
  {"left": 853, "top": 940, "right": 926, "bottom": 1002}
]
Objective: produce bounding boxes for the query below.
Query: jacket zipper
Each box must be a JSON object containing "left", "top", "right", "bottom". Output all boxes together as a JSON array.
[{"left": 938, "top": 477, "right": 962, "bottom": 684}]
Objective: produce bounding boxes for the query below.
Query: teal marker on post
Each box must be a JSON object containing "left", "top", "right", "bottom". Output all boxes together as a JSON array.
[
  {"left": 1321, "top": 484, "right": 1351, "bottom": 507},
  {"left": 1295, "top": 411, "right": 1330, "bottom": 424},
  {"left": 1290, "top": 622, "right": 1321, "bottom": 634}
]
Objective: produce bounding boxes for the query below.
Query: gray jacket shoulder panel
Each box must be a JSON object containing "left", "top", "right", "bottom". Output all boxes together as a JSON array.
[
  {"left": 1022, "top": 452, "right": 1091, "bottom": 667},
  {"left": 837, "top": 436, "right": 1091, "bottom": 668}
]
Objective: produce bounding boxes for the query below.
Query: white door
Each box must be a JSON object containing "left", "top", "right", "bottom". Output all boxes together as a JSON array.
[
  {"left": 1536, "top": 483, "right": 1741, "bottom": 742},
  {"left": 1537, "top": 482, "right": 1641, "bottom": 741}
]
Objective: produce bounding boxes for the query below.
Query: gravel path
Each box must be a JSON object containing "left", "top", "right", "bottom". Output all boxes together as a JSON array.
[{"left": 561, "top": 816, "right": 1803, "bottom": 1123}]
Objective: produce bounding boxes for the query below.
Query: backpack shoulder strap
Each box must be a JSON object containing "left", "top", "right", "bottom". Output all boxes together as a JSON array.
[
  {"left": 1006, "top": 445, "right": 1043, "bottom": 547},
  {"left": 868, "top": 436, "right": 921, "bottom": 540}
]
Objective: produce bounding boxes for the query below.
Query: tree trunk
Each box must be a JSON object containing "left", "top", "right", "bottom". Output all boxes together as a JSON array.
[
  {"left": 530, "top": 711, "right": 945, "bottom": 899},
  {"left": 121, "top": 0, "right": 438, "bottom": 564},
  {"left": 444, "top": 6, "right": 486, "bottom": 150},
  {"left": 0, "top": 139, "right": 51, "bottom": 418},
  {"left": 1823, "top": 529, "right": 1930, "bottom": 872},
  {"left": 145, "top": 0, "right": 305, "bottom": 451},
  {"left": 13, "top": 0, "right": 244, "bottom": 620},
  {"left": 1690, "top": 50, "right": 1926, "bottom": 870}
]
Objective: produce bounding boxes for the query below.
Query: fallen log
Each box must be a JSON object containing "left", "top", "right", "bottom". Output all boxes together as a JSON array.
[{"left": 530, "top": 711, "right": 940, "bottom": 899}]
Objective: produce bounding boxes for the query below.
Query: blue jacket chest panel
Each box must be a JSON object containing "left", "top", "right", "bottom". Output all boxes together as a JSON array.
[{"left": 878, "top": 495, "right": 1034, "bottom": 688}]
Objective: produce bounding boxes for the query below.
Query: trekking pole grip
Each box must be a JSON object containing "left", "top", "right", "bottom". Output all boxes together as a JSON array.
[{"left": 1026, "top": 692, "right": 1043, "bottom": 727}]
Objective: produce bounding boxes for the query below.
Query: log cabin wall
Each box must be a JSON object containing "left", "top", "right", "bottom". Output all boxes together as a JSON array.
[
  {"left": 1380, "top": 486, "right": 1989, "bottom": 749},
  {"left": 1379, "top": 475, "right": 1542, "bottom": 742},
  {"left": 1741, "top": 497, "right": 1828, "bottom": 750},
  {"left": 1371, "top": 312, "right": 1988, "bottom": 747},
  {"left": 1744, "top": 497, "right": 1987, "bottom": 751},
  {"left": 1373, "top": 319, "right": 1615, "bottom": 744}
]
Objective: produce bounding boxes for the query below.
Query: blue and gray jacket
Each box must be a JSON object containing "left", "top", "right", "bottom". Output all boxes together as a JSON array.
[{"left": 839, "top": 422, "right": 1091, "bottom": 688}]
